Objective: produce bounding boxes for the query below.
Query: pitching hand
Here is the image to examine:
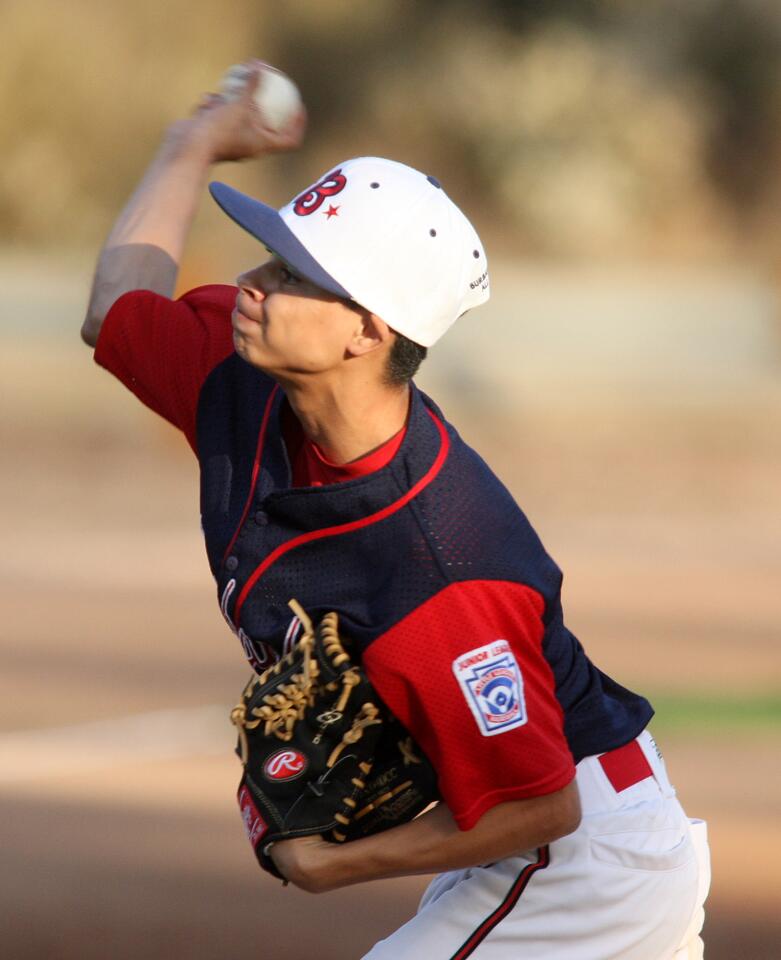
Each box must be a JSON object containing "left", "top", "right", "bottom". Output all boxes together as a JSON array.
[{"left": 171, "top": 62, "right": 307, "bottom": 164}]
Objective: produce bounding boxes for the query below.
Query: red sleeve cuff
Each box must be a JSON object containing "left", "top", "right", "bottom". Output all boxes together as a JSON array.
[
  {"left": 94, "top": 285, "right": 236, "bottom": 451},
  {"left": 454, "top": 763, "right": 576, "bottom": 831}
]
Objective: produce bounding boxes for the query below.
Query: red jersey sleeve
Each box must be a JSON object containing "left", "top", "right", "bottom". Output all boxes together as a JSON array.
[
  {"left": 94, "top": 284, "right": 237, "bottom": 453},
  {"left": 362, "top": 580, "right": 575, "bottom": 831}
]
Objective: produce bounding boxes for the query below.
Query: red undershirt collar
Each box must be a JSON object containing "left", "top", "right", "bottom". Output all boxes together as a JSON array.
[{"left": 281, "top": 402, "right": 407, "bottom": 488}]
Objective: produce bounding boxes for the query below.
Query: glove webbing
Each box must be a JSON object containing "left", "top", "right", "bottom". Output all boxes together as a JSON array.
[
  {"left": 230, "top": 638, "right": 319, "bottom": 762},
  {"left": 231, "top": 602, "right": 358, "bottom": 755}
]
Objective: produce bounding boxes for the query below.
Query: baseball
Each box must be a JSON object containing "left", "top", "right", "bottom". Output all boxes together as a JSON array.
[{"left": 220, "top": 61, "right": 302, "bottom": 132}]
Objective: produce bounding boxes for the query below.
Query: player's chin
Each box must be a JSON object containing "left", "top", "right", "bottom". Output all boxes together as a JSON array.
[
  {"left": 232, "top": 322, "right": 257, "bottom": 351},
  {"left": 232, "top": 331, "right": 275, "bottom": 373},
  {"left": 231, "top": 328, "right": 250, "bottom": 359}
]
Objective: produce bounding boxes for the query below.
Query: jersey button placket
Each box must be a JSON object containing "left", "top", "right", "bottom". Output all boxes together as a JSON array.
[{"left": 225, "top": 555, "right": 239, "bottom": 572}]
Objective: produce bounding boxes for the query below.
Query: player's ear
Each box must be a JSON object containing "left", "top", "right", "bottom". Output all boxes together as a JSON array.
[{"left": 345, "top": 308, "right": 392, "bottom": 358}]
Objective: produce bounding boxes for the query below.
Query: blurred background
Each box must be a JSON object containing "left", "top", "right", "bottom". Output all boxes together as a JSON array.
[{"left": 1, "top": 0, "right": 779, "bottom": 957}]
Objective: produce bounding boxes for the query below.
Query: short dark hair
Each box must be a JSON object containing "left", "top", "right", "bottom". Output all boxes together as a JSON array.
[{"left": 385, "top": 333, "right": 428, "bottom": 385}]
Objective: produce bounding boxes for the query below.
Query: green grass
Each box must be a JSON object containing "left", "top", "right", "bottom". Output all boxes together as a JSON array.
[{"left": 647, "top": 693, "right": 781, "bottom": 734}]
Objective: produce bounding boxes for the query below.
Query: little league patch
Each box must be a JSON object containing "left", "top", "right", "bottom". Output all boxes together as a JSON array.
[{"left": 452, "top": 641, "right": 527, "bottom": 737}]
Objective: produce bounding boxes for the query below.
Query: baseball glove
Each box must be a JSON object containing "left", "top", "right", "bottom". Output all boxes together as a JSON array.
[{"left": 230, "top": 600, "right": 438, "bottom": 881}]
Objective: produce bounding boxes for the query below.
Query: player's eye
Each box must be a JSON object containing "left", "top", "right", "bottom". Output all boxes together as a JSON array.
[{"left": 280, "top": 265, "right": 301, "bottom": 286}]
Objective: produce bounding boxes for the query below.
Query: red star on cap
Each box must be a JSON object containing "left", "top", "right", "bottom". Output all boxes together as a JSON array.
[{"left": 324, "top": 204, "right": 340, "bottom": 219}]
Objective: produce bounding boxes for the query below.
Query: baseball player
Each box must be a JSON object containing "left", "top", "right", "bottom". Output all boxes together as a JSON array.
[{"left": 82, "top": 64, "right": 710, "bottom": 958}]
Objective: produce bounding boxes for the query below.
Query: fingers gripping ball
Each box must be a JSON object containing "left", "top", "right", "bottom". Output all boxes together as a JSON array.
[
  {"left": 220, "top": 61, "right": 303, "bottom": 132},
  {"left": 230, "top": 601, "right": 384, "bottom": 881}
]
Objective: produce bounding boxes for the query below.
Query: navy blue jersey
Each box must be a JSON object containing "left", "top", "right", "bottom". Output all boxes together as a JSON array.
[{"left": 96, "top": 285, "right": 653, "bottom": 829}]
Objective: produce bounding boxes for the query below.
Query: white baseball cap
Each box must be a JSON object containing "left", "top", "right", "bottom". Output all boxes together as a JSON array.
[{"left": 209, "top": 157, "right": 489, "bottom": 346}]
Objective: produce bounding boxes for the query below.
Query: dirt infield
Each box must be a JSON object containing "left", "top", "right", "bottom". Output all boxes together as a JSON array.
[
  {"left": 1, "top": 339, "right": 779, "bottom": 958},
  {"left": 0, "top": 752, "right": 775, "bottom": 960}
]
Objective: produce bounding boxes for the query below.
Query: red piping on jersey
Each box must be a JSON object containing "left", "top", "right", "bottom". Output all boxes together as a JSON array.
[
  {"left": 222, "top": 383, "right": 281, "bottom": 564},
  {"left": 449, "top": 846, "right": 550, "bottom": 960},
  {"left": 232, "top": 407, "right": 450, "bottom": 627}
]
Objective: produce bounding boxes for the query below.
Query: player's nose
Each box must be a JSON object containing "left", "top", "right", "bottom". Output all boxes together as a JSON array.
[{"left": 236, "top": 264, "right": 269, "bottom": 302}]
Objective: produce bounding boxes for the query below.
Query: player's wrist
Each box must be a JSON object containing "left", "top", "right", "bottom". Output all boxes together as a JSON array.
[
  {"left": 161, "top": 117, "right": 232, "bottom": 167},
  {"left": 269, "top": 836, "right": 342, "bottom": 894}
]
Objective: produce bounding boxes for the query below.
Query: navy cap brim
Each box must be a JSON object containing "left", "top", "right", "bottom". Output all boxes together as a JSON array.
[{"left": 209, "top": 182, "right": 352, "bottom": 300}]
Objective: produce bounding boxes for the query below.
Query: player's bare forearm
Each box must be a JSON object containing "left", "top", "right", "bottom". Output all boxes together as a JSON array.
[
  {"left": 81, "top": 132, "right": 212, "bottom": 346},
  {"left": 271, "top": 779, "right": 581, "bottom": 894},
  {"left": 81, "top": 64, "right": 306, "bottom": 347}
]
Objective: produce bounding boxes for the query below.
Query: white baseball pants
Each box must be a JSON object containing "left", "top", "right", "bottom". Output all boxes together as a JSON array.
[{"left": 363, "top": 731, "right": 711, "bottom": 960}]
